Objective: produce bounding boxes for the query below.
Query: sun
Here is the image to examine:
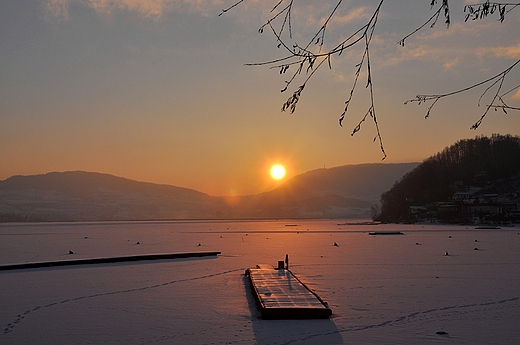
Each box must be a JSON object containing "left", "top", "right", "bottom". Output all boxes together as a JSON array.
[{"left": 270, "top": 164, "right": 286, "bottom": 180}]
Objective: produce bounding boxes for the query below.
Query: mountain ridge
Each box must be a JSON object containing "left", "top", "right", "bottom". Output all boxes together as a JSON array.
[
  {"left": 1, "top": 171, "right": 210, "bottom": 197},
  {"left": 0, "top": 163, "right": 418, "bottom": 222}
]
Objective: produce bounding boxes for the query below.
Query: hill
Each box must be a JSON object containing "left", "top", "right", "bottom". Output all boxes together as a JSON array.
[
  {"left": 0, "top": 163, "right": 418, "bottom": 222},
  {"left": 0, "top": 171, "right": 222, "bottom": 221},
  {"left": 376, "top": 134, "right": 520, "bottom": 224},
  {"left": 227, "top": 163, "right": 418, "bottom": 219}
]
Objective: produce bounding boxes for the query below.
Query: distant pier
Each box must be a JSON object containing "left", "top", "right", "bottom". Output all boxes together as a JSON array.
[
  {"left": 368, "top": 231, "right": 403, "bottom": 235},
  {"left": 0, "top": 251, "right": 221, "bottom": 271},
  {"left": 246, "top": 265, "right": 332, "bottom": 319}
]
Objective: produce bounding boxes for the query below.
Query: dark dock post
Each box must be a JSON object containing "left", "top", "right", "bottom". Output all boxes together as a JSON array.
[{"left": 285, "top": 254, "right": 289, "bottom": 270}]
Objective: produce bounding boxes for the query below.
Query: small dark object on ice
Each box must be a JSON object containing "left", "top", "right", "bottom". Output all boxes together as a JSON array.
[
  {"left": 198, "top": 243, "right": 201, "bottom": 246},
  {"left": 474, "top": 247, "right": 479, "bottom": 250},
  {"left": 415, "top": 242, "right": 420, "bottom": 245},
  {"left": 68, "top": 250, "right": 74, "bottom": 255},
  {"left": 136, "top": 241, "right": 140, "bottom": 245},
  {"left": 475, "top": 239, "right": 478, "bottom": 242},
  {"left": 333, "top": 242, "right": 339, "bottom": 247},
  {"left": 436, "top": 331, "right": 448, "bottom": 335},
  {"left": 444, "top": 251, "right": 449, "bottom": 256}
]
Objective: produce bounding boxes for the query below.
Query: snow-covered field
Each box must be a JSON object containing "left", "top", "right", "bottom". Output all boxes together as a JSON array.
[{"left": 1, "top": 220, "right": 519, "bottom": 344}]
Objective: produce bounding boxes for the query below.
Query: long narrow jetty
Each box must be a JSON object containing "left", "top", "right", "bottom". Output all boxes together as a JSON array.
[
  {"left": 246, "top": 265, "right": 332, "bottom": 319},
  {"left": 368, "top": 231, "right": 403, "bottom": 235},
  {"left": 0, "top": 251, "right": 221, "bottom": 271}
]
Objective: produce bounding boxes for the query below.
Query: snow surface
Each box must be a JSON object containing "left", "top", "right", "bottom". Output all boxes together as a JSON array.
[{"left": 1, "top": 220, "right": 519, "bottom": 344}]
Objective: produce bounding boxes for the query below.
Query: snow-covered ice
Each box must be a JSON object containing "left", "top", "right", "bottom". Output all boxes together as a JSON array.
[{"left": 1, "top": 220, "right": 519, "bottom": 344}]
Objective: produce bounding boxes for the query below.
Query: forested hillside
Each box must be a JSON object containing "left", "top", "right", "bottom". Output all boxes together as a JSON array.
[{"left": 375, "top": 135, "right": 520, "bottom": 223}]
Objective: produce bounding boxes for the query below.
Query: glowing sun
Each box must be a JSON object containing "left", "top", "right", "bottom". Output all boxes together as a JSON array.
[{"left": 270, "top": 164, "right": 286, "bottom": 180}]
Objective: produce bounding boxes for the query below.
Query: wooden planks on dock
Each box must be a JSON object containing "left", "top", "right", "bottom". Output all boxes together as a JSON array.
[{"left": 246, "top": 266, "right": 332, "bottom": 319}]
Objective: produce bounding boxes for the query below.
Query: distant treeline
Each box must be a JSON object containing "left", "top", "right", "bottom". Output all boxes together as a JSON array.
[{"left": 375, "top": 134, "right": 520, "bottom": 223}]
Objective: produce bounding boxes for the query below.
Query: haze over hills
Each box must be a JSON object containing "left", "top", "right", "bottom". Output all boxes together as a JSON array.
[
  {"left": 0, "top": 163, "right": 418, "bottom": 222},
  {"left": 229, "top": 163, "right": 419, "bottom": 218},
  {"left": 0, "top": 171, "right": 220, "bottom": 222}
]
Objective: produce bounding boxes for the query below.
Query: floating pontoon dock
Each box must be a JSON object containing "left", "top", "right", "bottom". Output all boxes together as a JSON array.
[{"left": 246, "top": 265, "right": 332, "bottom": 319}]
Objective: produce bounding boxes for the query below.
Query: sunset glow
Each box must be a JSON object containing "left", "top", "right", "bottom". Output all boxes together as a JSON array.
[
  {"left": 1, "top": 1, "right": 519, "bottom": 195},
  {"left": 270, "top": 164, "right": 286, "bottom": 180}
]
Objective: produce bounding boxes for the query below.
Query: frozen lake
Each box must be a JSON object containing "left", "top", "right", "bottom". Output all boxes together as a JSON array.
[{"left": 1, "top": 220, "right": 519, "bottom": 344}]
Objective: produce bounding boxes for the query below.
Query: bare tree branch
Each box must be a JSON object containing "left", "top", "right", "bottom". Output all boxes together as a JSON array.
[
  {"left": 405, "top": 59, "right": 520, "bottom": 129},
  {"left": 219, "top": 0, "right": 246, "bottom": 16},
  {"left": 464, "top": 1, "right": 520, "bottom": 22},
  {"left": 220, "top": 0, "right": 519, "bottom": 158},
  {"left": 398, "top": 0, "right": 450, "bottom": 47}
]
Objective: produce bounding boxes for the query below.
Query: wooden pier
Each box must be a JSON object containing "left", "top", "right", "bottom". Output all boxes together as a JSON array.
[
  {"left": 246, "top": 265, "right": 332, "bottom": 319},
  {"left": 0, "top": 251, "right": 221, "bottom": 271},
  {"left": 368, "top": 231, "right": 403, "bottom": 235}
]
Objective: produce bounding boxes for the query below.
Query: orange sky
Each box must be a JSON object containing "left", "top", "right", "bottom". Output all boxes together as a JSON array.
[{"left": 1, "top": 1, "right": 519, "bottom": 195}]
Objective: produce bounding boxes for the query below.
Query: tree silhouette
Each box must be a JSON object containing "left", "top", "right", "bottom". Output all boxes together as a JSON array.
[{"left": 220, "top": 1, "right": 520, "bottom": 158}]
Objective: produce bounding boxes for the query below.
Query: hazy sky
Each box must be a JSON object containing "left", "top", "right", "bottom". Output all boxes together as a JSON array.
[{"left": 2, "top": 0, "right": 519, "bottom": 195}]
